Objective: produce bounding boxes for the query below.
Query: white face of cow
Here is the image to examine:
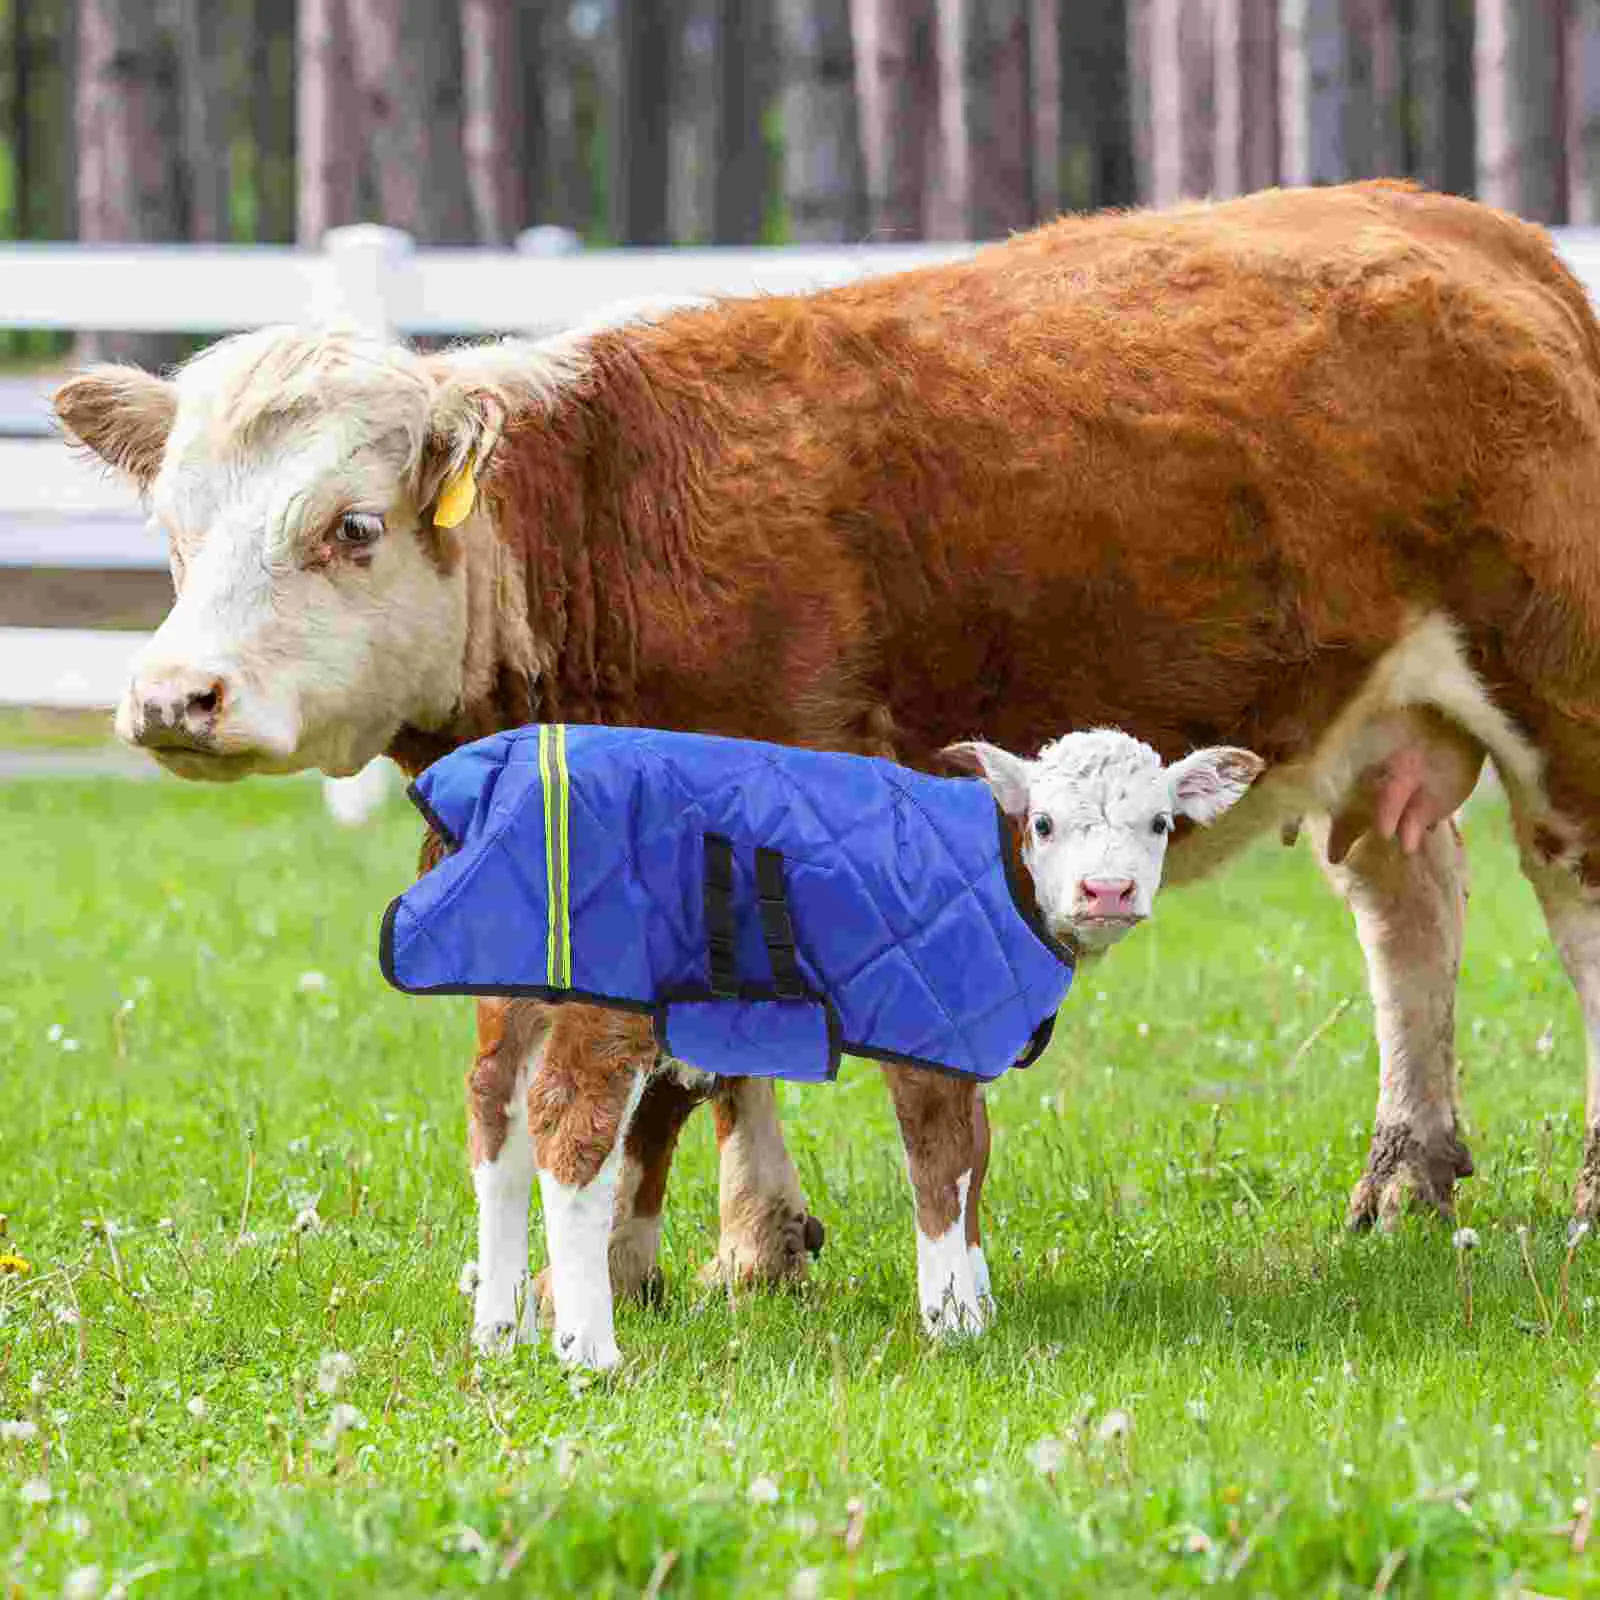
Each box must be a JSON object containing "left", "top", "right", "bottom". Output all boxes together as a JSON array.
[
  {"left": 54, "top": 327, "right": 566, "bottom": 780},
  {"left": 949, "top": 730, "right": 1264, "bottom": 953}
]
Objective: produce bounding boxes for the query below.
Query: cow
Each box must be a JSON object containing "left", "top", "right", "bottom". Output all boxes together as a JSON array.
[{"left": 54, "top": 181, "right": 1600, "bottom": 1364}]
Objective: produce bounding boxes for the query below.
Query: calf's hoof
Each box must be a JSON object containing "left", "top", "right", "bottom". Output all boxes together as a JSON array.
[
  {"left": 554, "top": 1326, "right": 622, "bottom": 1372},
  {"left": 1345, "top": 1121, "right": 1473, "bottom": 1232},
  {"left": 699, "top": 1206, "right": 823, "bottom": 1287}
]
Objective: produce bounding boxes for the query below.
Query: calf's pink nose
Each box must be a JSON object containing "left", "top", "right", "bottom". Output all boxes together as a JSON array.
[
  {"left": 1077, "top": 877, "right": 1137, "bottom": 917},
  {"left": 130, "top": 671, "right": 228, "bottom": 750}
]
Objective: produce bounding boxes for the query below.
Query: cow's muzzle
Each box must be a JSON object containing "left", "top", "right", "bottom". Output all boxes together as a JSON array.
[{"left": 124, "top": 671, "right": 227, "bottom": 752}]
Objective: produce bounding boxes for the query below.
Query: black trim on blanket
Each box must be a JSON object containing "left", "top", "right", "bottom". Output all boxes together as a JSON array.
[
  {"left": 406, "top": 780, "right": 462, "bottom": 854},
  {"left": 994, "top": 801, "right": 1077, "bottom": 972}
]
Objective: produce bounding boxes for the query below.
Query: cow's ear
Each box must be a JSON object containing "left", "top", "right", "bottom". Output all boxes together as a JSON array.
[
  {"left": 944, "top": 741, "right": 1033, "bottom": 817},
  {"left": 418, "top": 383, "right": 509, "bottom": 530},
  {"left": 1170, "top": 747, "right": 1265, "bottom": 825},
  {"left": 54, "top": 366, "right": 177, "bottom": 489}
]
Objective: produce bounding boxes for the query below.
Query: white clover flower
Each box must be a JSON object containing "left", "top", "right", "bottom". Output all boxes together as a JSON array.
[
  {"left": 63, "top": 1565, "right": 103, "bottom": 1600},
  {"left": 1097, "top": 1409, "right": 1132, "bottom": 1443},
  {"left": 185, "top": 1395, "right": 207, "bottom": 1422},
  {"left": 747, "top": 1474, "right": 781, "bottom": 1505},
  {"left": 0, "top": 1420, "right": 38, "bottom": 1442},
  {"left": 317, "top": 1351, "right": 355, "bottom": 1396},
  {"left": 1452, "top": 1228, "right": 1479, "bottom": 1251},
  {"left": 1026, "top": 1436, "right": 1067, "bottom": 1476},
  {"left": 20, "top": 1478, "right": 51, "bottom": 1506}
]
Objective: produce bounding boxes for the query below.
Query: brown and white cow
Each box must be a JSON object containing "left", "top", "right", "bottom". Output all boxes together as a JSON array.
[{"left": 55, "top": 181, "right": 1600, "bottom": 1360}]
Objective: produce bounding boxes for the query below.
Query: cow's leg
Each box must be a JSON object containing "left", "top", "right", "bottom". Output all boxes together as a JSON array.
[
  {"left": 466, "top": 998, "right": 549, "bottom": 1350},
  {"left": 700, "top": 1077, "right": 825, "bottom": 1285},
  {"left": 1314, "top": 817, "right": 1473, "bottom": 1228},
  {"left": 528, "top": 1007, "right": 651, "bottom": 1370},
  {"left": 1513, "top": 820, "right": 1600, "bottom": 1219},
  {"left": 884, "top": 1064, "right": 986, "bottom": 1335},
  {"left": 968, "top": 1090, "right": 993, "bottom": 1309}
]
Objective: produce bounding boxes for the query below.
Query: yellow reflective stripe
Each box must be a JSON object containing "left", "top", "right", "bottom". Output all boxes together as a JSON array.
[
  {"left": 552, "top": 724, "right": 572, "bottom": 987},
  {"left": 539, "top": 725, "right": 560, "bottom": 985}
]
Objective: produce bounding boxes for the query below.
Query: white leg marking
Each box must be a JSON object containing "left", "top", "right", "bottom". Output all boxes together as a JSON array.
[
  {"left": 969, "top": 1245, "right": 993, "bottom": 1309},
  {"left": 917, "top": 1171, "right": 985, "bottom": 1337},
  {"left": 472, "top": 1062, "right": 537, "bottom": 1351},
  {"left": 539, "top": 1073, "right": 646, "bottom": 1371}
]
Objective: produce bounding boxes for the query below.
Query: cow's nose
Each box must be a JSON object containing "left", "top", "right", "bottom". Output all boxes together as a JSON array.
[
  {"left": 1076, "top": 878, "right": 1139, "bottom": 919},
  {"left": 130, "top": 672, "right": 227, "bottom": 750}
]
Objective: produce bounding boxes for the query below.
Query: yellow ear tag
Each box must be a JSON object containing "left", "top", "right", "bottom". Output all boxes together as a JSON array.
[{"left": 433, "top": 461, "right": 477, "bottom": 529}]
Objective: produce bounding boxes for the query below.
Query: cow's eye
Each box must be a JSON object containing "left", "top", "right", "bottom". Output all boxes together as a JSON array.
[
  {"left": 336, "top": 511, "right": 384, "bottom": 547},
  {"left": 1151, "top": 814, "right": 1172, "bottom": 836},
  {"left": 1033, "top": 814, "right": 1053, "bottom": 840}
]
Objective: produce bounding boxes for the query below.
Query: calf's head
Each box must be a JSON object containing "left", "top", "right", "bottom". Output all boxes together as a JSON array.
[
  {"left": 54, "top": 327, "right": 545, "bottom": 780},
  {"left": 948, "top": 730, "right": 1264, "bottom": 953}
]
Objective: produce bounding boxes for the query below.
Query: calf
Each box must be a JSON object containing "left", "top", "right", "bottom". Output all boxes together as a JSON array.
[
  {"left": 385, "top": 724, "right": 1261, "bottom": 1364},
  {"left": 53, "top": 182, "right": 1600, "bottom": 1334}
]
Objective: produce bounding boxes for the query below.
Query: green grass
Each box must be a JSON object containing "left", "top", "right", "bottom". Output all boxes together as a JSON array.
[{"left": 0, "top": 777, "right": 1596, "bottom": 1597}]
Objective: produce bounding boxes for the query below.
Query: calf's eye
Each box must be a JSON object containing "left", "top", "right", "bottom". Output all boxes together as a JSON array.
[
  {"left": 1033, "top": 815, "right": 1053, "bottom": 840},
  {"left": 1151, "top": 814, "right": 1172, "bottom": 836},
  {"left": 336, "top": 511, "right": 385, "bottom": 547}
]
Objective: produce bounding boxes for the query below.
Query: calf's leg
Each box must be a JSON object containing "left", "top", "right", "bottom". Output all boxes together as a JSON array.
[
  {"left": 1314, "top": 817, "right": 1473, "bottom": 1228},
  {"left": 465, "top": 999, "right": 549, "bottom": 1349},
  {"left": 528, "top": 1007, "right": 652, "bottom": 1369},
  {"left": 884, "top": 1065, "right": 986, "bottom": 1334},
  {"left": 968, "top": 1090, "right": 993, "bottom": 1308}
]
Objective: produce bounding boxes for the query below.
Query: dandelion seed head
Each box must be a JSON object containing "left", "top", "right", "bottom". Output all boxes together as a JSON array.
[
  {"left": 19, "top": 1478, "right": 51, "bottom": 1506},
  {"left": 747, "top": 1474, "right": 781, "bottom": 1506},
  {"left": 1097, "top": 1409, "right": 1132, "bottom": 1443},
  {"left": 1452, "top": 1227, "right": 1479, "bottom": 1251},
  {"left": 1025, "top": 1436, "right": 1067, "bottom": 1476},
  {"left": 63, "top": 1565, "right": 102, "bottom": 1600},
  {"left": 185, "top": 1395, "right": 207, "bottom": 1422},
  {"left": 316, "top": 1351, "right": 354, "bottom": 1396}
]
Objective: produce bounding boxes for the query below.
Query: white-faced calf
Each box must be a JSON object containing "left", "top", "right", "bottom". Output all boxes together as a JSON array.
[{"left": 389, "top": 725, "right": 1262, "bottom": 1368}]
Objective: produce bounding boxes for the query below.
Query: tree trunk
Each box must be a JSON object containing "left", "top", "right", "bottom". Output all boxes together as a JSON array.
[
  {"left": 614, "top": 0, "right": 674, "bottom": 243},
  {"left": 1030, "top": 0, "right": 1060, "bottom": 218},
  {"left": 1059, "top": 0, "right": 1133, "bottom": 209},
  {"left": 15, "top": 0, "right": 77, "bottom": 240},
  {"left": 296, "top": 0, "right": 360, "bottom": 241},
  {"left": 778, "top": 0, "right": 867, "bottom": 241},
  {"left": 925, "top": 0, "right": 966, "bottom": 239},
  {"left": 527, "top": 0, "right": 587, "bottom": 232},
  {"left": 349, "top": 0, "right": 474, "bottom": 243},
  {"left": 1405, "top": 0, "right": 1474, "bottom": 195},
  {"left": 1476, "top": 0, "right": 1565, "bottom": 222},
  {"left": 964, "top": 0, "right": 1034, "bottom": 237},
  {"left": 852, "top": 0, "right": 937, "bottom": 237},
  {"left": 77, "top": 0, "right": 185, "bottom": 363},
  {"left": 249, "top": 0, "right": 295, "bottom": 242},
  {"left": 1343, "top": 0, "right": 1403, "bottom": 178},
  {"left": 1279, "top": 0, "right": 1345, "bottom": 186},
  {"left": 174, "top": 0, "right": 231, "bottom": 240},
  {"left": 1213, "top": 0, "right": 1277, "bottom": 195},
  {"left": 714, "top": 0, "right": 772, "bottom": 243},
  {"left": 461, "top": 0, "right": 527, "bottom": 243},
  {"left": 1572, "top": 0, "right": 1600, "bottom": 223},
  {"left": 1148, "top": 0, "right": 1213, "bottom": 203}
]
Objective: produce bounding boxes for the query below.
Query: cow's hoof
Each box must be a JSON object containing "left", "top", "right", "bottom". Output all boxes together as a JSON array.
[
  {"left": 554, "top": 1326, "right": 622, "bottom": 1372},
  {"left": 700, "top": 1206, "right": 820, "bottom": 1287},
  {"left": 473, "top": 1317, "right": 535, "bottom": 1355},
  {"left": 1346, "top": 1121, "right": 1473, "bottom": 1232}
]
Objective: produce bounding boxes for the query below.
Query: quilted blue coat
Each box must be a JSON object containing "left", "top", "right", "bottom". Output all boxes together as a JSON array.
[{"left": 380, "top": 725, "right": 1074, "bottom": 1083}]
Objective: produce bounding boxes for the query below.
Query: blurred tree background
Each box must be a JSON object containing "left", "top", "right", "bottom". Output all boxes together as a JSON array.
[{"left": 1, "top": 1, "right": 1594, "bottom": 267}]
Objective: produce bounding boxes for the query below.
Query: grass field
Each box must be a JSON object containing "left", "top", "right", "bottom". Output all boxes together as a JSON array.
[{"left": 1, "top": 774, "right": 1596, "bottom": 1597}]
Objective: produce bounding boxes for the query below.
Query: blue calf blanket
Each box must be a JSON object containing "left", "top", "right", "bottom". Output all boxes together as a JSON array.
[{"left": 379, "top": 725, "right": 1074, "bottom": 1083}]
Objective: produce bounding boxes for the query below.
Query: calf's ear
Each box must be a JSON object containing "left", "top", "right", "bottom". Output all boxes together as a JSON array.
[
  {"left": 943, "top": 741, "right": 1032, "bottom": 817},
  {"left": 54, "top": 366, "right": 177, "bottom": 489},
  {"left": 1169, "top": 747, "right": 1265, "bottom": 825},
  {"left": 418, "top": 383, "right": 509, "bottom": 530}
]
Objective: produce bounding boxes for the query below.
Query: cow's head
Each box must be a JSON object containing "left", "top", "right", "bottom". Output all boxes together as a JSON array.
[
  {"left": 54, "top": 326, "right": 565, "bottom": 780},
  {"left": 947, "top": 730, "right": 1264, "bottom": 953}
]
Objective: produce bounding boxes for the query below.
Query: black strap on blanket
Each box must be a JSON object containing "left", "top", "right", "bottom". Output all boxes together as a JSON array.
[
  {"left": 703, "top": 834, "right": 739, "bottom": 998},
  {"left": 754, "top": 847, "right": 806, "bottom": 1000}
]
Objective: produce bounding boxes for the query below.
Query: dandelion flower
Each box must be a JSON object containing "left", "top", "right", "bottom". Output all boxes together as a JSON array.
[{"left": 0, "top": 1253, "right": 30, "bottom": 1276}]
